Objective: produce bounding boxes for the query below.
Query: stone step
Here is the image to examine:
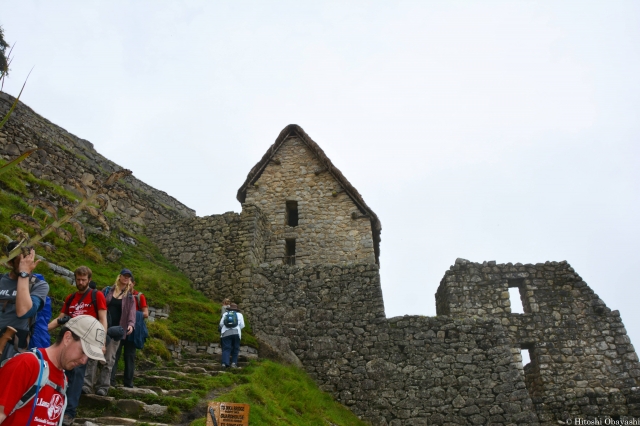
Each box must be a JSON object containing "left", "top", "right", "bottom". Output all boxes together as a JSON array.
[
  {"left": 136, "top": 370, "right": 207, "bottom": 380},
  {"left": 148, "top": 366, "right": 223, "bottom": 375},
  {"left": 80, "top": 394, "right": 115, "bottom": 411},
  {"left": 132, "top": 374, "right": 205, "bottom": 388},
  {"left": 137, "top": 385, "right": 191, "bottom": 397},
  {"left": 174, "top": 360, "right": 250, "bottom": 369},
  {"left": 180, "top": 353, "right": 255, "bottom": 362},
  {"left": 175, "top": 363, "right": 222, "bottom": 372},
  {"left": 76, "top": 417, "right": 169, "bottom": 426},
  {"left": 114, "top": 386, "right": 159, "bottom": 397},
  {"left": 116, "top": 399, "right": 168, "bottom": 418},
  {"left": 78, "top": 395, "right": 167, "bottom": 418},
  {"left": 153, "top": 365, "right": 212, "bottom": 374}
]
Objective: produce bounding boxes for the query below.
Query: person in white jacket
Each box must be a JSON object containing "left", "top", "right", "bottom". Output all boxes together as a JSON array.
[{"left": 219, "top": 303, "right": 245, "bottom": 369}]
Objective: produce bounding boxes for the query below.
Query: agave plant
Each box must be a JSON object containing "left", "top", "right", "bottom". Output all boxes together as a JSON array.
[{"left": 0, "top": 159, "right": 132, "bottom": 264}]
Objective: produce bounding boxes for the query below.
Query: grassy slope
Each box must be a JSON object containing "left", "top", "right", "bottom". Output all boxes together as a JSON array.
[
  {"left": 0, "top": 161, "right": 254, "bottom": 345},
  {"left": 190, "top": 361, "right": 368, "bottom": 426},
  {"left": 102, "top": 359, "right": 367, "bottom": 426}
]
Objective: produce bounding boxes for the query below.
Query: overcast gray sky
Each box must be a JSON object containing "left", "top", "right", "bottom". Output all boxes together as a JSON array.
[{"left": 2, "top": 1, "right": 639, "bottom": 349}]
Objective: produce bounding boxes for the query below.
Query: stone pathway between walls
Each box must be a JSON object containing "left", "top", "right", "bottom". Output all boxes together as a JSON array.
[{"left": 73, "top": 349, "right": 257, "bottom": 426}]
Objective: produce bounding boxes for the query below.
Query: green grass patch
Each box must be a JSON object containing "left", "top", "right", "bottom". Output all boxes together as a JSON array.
[
  {"left": 107, "top": 360, "right": 365, "bottom": 426},
  {"left": 190, "top": 360, "right": 366, "bottom": 426},
  {"left": 147, "top": 319, "right": 179, "bottom": 345},
  {"left": 142, "top": 337, "right": 173, "bottom": 361}
]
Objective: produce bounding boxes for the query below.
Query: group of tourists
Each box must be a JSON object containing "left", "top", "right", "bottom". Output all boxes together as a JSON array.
[
  {"left": 0, "top": 242, "right": 246, "bottom": 426},
  {"left": 0, "top": 242, "right": 148, "bottom": 426}
]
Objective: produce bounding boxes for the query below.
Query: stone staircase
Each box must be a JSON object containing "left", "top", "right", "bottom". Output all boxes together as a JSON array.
[{"left": 73, "top": 350, "right": 256, "bottom": 426}]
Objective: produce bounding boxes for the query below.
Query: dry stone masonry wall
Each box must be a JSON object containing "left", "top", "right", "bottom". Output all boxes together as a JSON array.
[
  {"left": 0, "top": 93, "right": 194, "bottom": 231},
  {"left": 243, "top": 264, "right": 539, "bottom": 426},
  {"left": 150, "top": 212, "right": 640, "bottom": 423},
  {"left": 243, "top": 136, "right": 376, "bottom": 265},
  {"left": 146, "top": 205, "right": 268, "bottom": 300},
  {"left": 436, "top": 259, "right": 640, "bottom": 422}
]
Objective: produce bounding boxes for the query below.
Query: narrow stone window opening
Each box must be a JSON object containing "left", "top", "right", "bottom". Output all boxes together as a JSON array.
[
  {"left": 508, "top": 278, "right": 526, "bottom": 314},
  {"left": 285, "top": 238, "right": 296, "bottom": 265},
  {"left": 520, "top": 347, "right": 531, "bottom": 366},
  {"left": 520, "top": 343, "right": 539, "bottom": 401},
  {"left": 286, "top": 201, "right": 298, "bottom": 227}
]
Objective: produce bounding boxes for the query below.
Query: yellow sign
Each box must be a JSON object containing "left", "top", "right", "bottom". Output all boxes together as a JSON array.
[{"left": 207, "top": 402, "right": 250, "bottom": 426}]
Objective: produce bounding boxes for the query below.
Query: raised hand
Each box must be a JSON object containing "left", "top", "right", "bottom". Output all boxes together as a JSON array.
[{"left": 18, "top": 248, "right": 40, "bottom": 274}]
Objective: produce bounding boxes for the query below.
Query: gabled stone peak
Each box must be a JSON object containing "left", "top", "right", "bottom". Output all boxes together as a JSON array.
[{"left": 236, "top": 124, "right": 382, "bottom": 263}]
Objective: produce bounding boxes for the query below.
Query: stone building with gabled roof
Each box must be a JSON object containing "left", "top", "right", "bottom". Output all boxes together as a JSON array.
[
  {"left": 146, "top": 124, "right": 640, "bottom": 425},
  {"left": 237, "top": 124, "right": 382, "bottom": 266}
]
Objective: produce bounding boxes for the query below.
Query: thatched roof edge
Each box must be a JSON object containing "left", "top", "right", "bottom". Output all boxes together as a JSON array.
[{"left": 236, "top": 124, "right": 382, "bottom": 263}]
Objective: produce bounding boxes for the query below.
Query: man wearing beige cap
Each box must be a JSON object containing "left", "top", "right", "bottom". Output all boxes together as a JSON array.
[
  {"left": 48, "top": 266, "right": 107, "bottom": 425},
  {"left": 0, "top": 315, "right": 105, "bottom": 426}
]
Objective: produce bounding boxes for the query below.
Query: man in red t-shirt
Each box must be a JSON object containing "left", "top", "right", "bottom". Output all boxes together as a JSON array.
[
  {"left": 0, "top": 315, "right": 105, "bottom": 426},
  {"left": 47, "top": 266, "right": 107, "bottom": 426}
]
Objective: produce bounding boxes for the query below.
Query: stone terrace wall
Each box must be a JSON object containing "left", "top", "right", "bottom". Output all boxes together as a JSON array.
[
  {"left": 244, "top": 136, "right": 376, "bottom": 265},
  {"left": 436, "top": 258, "right": 640, "bottom": 421},
  {"left": 243, "top": 264, "right": 539, "bottom": 426},
  {"left": 0, "top": 93, "right": 194, "bottom": 230},
  {"left": 146, "top": 205, "right": 268, "bottom": 301}
]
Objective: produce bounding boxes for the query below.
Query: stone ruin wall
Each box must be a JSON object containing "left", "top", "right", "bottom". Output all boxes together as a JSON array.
[
  {"left": 0, "top": 93, "right": 194, "bottom": 232},
  {"left": 244, "top": 264, "right": 538, "bottom": 426},
  {"left": 147, "top": 204, "right": 640, "bottom": 425},
  {"left": 436, "top": 258, "right": 640, "bottom": 422},
  {"left": 244, "top": 135, "right": 376, "bottom": 265},
  {"left": 146, "top": 205, "right": 269, "bottom": 301}
]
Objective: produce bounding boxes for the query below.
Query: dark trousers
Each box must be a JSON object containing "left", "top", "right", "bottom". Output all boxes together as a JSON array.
[
  {"left": 221, "top": 334, "right": 240, "bottom": 366},
  {"left": 110, "top": 339, "right": 136, "bottom": 387},
  {"left": 64, "top": 362, "right": 87, "bottom": 418}
]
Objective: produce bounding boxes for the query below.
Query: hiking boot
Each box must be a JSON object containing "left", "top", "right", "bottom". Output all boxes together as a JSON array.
[
  {"left": 231, "top": 363, "right": 240, "bottom": 369},
  {"left": 62, "top": 414, "right": 74, "bottom": 426},
  {"left": 96, "top": 388, "right": 108, "bottom": 396},
  {"left": 81, "top": 386, "right": 92, "bottom": 394}
]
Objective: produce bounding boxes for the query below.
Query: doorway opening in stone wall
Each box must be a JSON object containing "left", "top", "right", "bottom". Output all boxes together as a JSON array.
[
  {"left": 508, "top": 278, "right": 528, "bottom": 313},
  {"left": 286, "top": 201, "right": 298, "bottom": 227},
  {"left": 285, "top": 238, "right": 296, "bottom": 265}
]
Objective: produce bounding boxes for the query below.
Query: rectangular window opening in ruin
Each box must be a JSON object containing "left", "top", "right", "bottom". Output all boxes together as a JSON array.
[
  {"left": 285, "top": 238, "right": 296, "bottom": 265},
  {"left": 520, "top": 347, "right": 531, "bottom": 366},
  {"left": 286, "top": 201, "right": 299, "bottom": 227},
  {"left": 508, "top": 278, "right": 526, "bottom": 314},
  {"left": 519, "top": 343, "right": 537, "bottom": 400}
]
